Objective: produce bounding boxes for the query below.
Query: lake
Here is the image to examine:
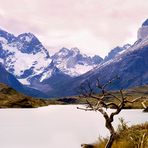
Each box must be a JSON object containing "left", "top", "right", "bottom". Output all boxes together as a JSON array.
[{"left": 0, "top": 105, "right": 147, "bottom": 148}]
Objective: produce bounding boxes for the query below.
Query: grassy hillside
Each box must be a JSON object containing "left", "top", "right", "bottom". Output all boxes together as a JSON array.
[
  {"left": 0, "top": 83, "right": 147, "bottom": 108},
  {"left": 0, "top": 83, "right": 62, "bottom": 108},
  {"left": 58, "top": 85, "right": 148, "bottom": 109},
  {"left": 91, "top": 122, "right": 148, "bottom": 148}
]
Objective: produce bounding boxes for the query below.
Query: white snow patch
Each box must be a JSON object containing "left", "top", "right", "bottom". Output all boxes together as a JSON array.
[
  {"left": 64, "top": 64, "right": 94, "bottom": 77},
  {"left": 0, "top": 37, "right": 8, "bottom": 44},
  {"left": 0, "top": 58, "right": 3, "bottom": 64},
  {"left": 40, "top": 69, "right": 53, "bottom": 82},
  {"left": 117, "top": 49, "right": 126, "bottom": 55},
  {"left": 2, "top": 43, "right": 52, "bottom": 77},
  {"left": 25, "top": 36, "right": 32, "bottom": 42},
  {"left": 18, "top": 78, "right": 30, "bottom": 85}
]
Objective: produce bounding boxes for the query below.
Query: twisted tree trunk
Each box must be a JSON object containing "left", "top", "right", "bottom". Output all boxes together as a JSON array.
[
  {"left": 106, "top": 133, "right": 116, "bottom": 148},
  {"left": 78, "top": 78, "right": 143, "bottom": 148},
  {"left": 98, "top": 108, "right": 116, "bottom": 148},
  {"left": 105, "top": 119, "right": 116, "bottom": 148}
]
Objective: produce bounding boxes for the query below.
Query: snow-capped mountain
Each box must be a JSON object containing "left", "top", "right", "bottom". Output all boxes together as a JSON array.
[
  {"left": 27, "top": 47, "right": 103, "bottom": 92},
  {"left": 138, "top": 19, "right": 148, "bottom": 40},
  {"left": 0, "top": 29, "right": 52, "bottom": 85},
  {"left": 102, "top": 19, "right": 148, "bottom": 64},
  {"left": 0, "top": 28, "right": 102, "bottom": 87},
  {"left": 51, "top": 47, "right": 103, "bottom": 76},
  {"left": 40, "top": 18, "right": 148, "bottom": 98},
  {"left": 58, "top": 19, "right": 148, "bottom": 97},
  {"left": 0, "top": 19, "right": 148, "bottom": 98},
  {"left": 104, "top": 44, "right": 131, "bottom": 62}
]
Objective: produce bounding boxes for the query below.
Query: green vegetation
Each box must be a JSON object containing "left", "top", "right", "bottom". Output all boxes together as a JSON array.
[{"left": 93, "top": 121, "right": 148, "bottom": 148}]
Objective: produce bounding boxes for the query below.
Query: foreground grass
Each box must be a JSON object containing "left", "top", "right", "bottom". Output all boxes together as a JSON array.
[{"left": 92, "top": 121, "right": 148, "bottom": 148}]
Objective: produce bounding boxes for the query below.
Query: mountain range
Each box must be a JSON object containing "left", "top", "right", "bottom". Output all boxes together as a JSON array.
[{"left": 0, "top": 19, "right": 148, "bottom": 98}]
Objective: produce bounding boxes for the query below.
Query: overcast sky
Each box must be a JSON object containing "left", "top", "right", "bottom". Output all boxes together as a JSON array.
[{"left": 0, "top": 0, "right": 148, "bottom": 58}]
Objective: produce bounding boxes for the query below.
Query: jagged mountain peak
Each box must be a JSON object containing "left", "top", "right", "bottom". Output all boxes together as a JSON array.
[
  {"left": 92, "top": 55, "right": 103, "bottom": 64},
  {"left": 138, "top": 19, "right": 148, "bottom": 40},
  {"left": 52, "top": 47, "right": 102, "bottom": 64},
  {"left": 16, "top": 32, "right": 46, "bottom": 55},
  {"left": 0, "top": 28, "right": 15, "bottom": 42},
  {"left": 104, "top": 44, "right": 131, "bottom": 62},
  {"left": 57, "top": 47, "right": 72, "bottom": 57},
  {"left": 142, "top": 18, "right": 148, "bottom": 27},
  {"left": 0, "top": 28, "right": 103, "bottom": 87},
  {"left": 0, "top": 28, "right": 52, "bottom": 85},
  {"left": 56, "top": 47, "right": 80, "bottom": 58},
  {"left": 51, "top": 47, "right": 102, "bottom": 77},
  {"left": 70, "top": 47, "right": 80, "bottom": 54},
  {"left": 0, "top": 27, "right": 103, "bottom": 87},
  {"left": 0, "top": 18, "right": 148, "bottom": 98},
  {"left": 17, "top": 32, "right": 36, "bottom": 42},
  {"left": 59, "top": 47, "right": 69, "bottom": 52}
]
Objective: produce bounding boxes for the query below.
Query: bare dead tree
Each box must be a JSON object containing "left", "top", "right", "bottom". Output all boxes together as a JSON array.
[{"left": 78, "top": 77, "right": 144, "bottom": 148}]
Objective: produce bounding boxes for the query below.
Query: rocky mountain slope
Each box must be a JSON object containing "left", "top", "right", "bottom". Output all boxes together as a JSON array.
[
  {"left": 58, "top": 19, "right": 148, "bottom": 97},
  {"left": 0, "top": 19, "right": 148, "bottom": 98},
  {"left": 51, "top": 47, "right": 102, "bottom": 76},
  {"left": 0, "top": 64, "right": 49, "bottom": 98},
  {"left": 0, "top": 29, "right": 102, "bottom": 89},
  {"left": 104, "top": 44, "right": 131, "bottom": 62},
  {"left": 44, "top": 19, "right": 148, "bottom": 97}
]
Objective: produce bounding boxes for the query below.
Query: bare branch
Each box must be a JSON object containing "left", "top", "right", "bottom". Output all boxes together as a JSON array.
[
  {"left": 89, "top": 94, "right": 103, "bottom": 101},
  {"left": 110, "top": 106, "right": 122, "bottom": 123},
  {"left": 78, "top": 76, "right": 144, "bottom": 148},
  {"left": 77, "top": 106, "right": 93, "bottom": 111},
  {"left": 119, "top": 89, "right": 125, "bottom": 101},
  {"left": 106, "top": 92, "right": 121, "bottom": 102},
  {"left": 86, "top": 99, "right": 93, "bottom": 109},
  {"left": 106, "top": 102, "right": 120, "bottom": 109},
  {"left": 141, "top": 100, "right": 147, "bottom": 109},
  {"left": 125, "top": 97, "right": 143, "bottom": 103}
]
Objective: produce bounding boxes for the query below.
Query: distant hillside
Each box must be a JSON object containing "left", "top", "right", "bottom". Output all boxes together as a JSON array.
[
  {"left": 0, "top": 83, "right": 61, "bottom": 108},
  {"left": 57, "top": 85, "right": 148, "bottom": 109},
  {"left": 0, "top": 83, "right": 147, "bottom": 108}
]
